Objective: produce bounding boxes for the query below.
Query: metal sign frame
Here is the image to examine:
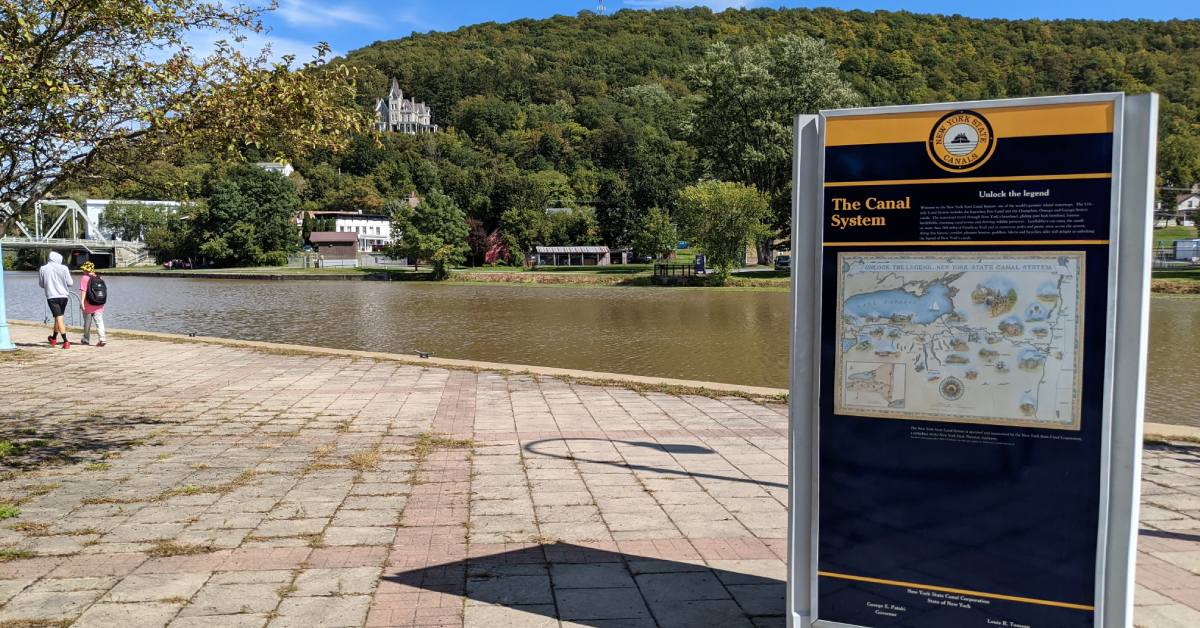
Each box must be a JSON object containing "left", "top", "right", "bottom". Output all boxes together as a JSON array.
[{"left": 788, "top": 92, "right": 1157, "bottom": 628}]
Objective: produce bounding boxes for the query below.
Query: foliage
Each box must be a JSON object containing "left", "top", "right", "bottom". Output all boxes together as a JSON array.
[
  {"left": 499, "top": 205, "right": 548, "bottom": 264},
  {"left": 688, "top": 34, "right": 857, "bottom": 246},
  {"left": 632, "top": 208, "right": 679, "bottom": 260},
  {"left": 99, "top": 203, "right": 174, "bottom": 242},
  {"left": 544, "top": 209, "right": 601, "bottom": 246},
  {"left": 144, "top": 212, "right": 192, "bottom": 262},
  {"left": 191, "top": 165, "right": 301, "bottom": 266},
  {"left": 676, "top": 181, "right": 771, "bottom": 284},
  {"left": 387, "top": 191, "right": 469, "bottom": 279},
  {"left": 0, "top": 0, "right": 370, "bottom": 233}
]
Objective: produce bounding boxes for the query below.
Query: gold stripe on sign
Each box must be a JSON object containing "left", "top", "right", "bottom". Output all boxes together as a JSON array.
[
  {"left": 824, "top": 172, "right": 1112, "bottom": 188},
  {"left": 817, "top": 571, "right": 1095, "bottom": 611},
  {"left": 825, "top": 102, "right": 1115, "bottom": 147}
]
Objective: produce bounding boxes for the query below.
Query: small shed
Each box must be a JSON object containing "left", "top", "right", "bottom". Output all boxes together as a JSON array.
[
  {"left": 533, "top": 246, "right": 610, "bottom": 266},
  {"left": 310, "top": 231, "right": 359, "bottom": 268},
  {"left": 1175, "top": 239, "right": 1200, "bottom": 261}
]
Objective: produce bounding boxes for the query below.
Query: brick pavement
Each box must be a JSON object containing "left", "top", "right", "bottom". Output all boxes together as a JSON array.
[{"left": 0, "top": 325, "right": 1196, "bottom": 626}]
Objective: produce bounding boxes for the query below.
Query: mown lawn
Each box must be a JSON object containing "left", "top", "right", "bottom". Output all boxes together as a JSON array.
[{"left": 1154, "top": 226, "right": 1197, "bottom": 243}]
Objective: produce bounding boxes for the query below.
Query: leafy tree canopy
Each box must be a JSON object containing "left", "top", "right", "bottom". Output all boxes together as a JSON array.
[
  {"left": 388, "top": 191, "right": 470, "bottom": 279},
  {"left": 632, "top": 207, "right": 679, "bottom": 260},
  {"left": 0, "top": 0, "right": 369, "bottom": 231},
  {"left": 676, "top": 180, "right": 771, "bottom": 283}
]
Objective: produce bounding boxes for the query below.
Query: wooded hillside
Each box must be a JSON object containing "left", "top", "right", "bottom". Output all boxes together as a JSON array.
[{"left": 72, "top": 7, "right": 1200, "bottom": 263}]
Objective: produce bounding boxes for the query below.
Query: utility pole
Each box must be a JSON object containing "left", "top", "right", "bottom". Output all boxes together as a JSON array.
[{"left": 597, "top": 0, "right": 606, "bottom": 15}]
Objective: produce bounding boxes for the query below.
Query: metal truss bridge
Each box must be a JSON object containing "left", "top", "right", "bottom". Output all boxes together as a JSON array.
[{"left": 1, "top": 199, "right": 149, "bottom": 267}]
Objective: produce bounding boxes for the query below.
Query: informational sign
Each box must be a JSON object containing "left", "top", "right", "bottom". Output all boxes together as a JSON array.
[{"left": 788, "top": 94, "right": 1158, "bottom": 628}]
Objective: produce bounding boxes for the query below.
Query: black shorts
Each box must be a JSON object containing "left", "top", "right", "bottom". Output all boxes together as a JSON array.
[{"left": 47, "top": 298, "right": 68, "bottom": 317}]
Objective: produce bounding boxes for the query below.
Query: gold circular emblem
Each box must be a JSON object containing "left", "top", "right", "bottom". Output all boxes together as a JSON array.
[{"left": 927, "top": 110, "right": 995, "bottom": 172}]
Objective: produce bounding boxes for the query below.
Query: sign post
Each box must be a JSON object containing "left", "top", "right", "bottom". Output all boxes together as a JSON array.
[{"left": 789, "top": 93, "right": 1157, "bottom": 628}]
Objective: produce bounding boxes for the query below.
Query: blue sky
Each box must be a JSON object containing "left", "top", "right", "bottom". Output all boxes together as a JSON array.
[{"left": 247, "top": 1, "right": 1200, "bottom": 62}]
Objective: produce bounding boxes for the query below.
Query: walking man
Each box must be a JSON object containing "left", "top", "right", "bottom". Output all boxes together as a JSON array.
[
  {"left": 38, "top": 251, "right": 73, "bottom": 348},
  {"left": 79, "top": 262, "right": 107, "bottom": 347}
]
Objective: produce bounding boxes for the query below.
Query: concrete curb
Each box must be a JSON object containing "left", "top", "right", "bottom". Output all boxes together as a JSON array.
[{"left": 8, "top": 319, "right": 1196, "bottom": 442}]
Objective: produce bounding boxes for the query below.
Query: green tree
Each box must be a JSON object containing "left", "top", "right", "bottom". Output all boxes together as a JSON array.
[
  {"left": 0, "top": 0, "right": 369, "bottom": 233},
  {"left": 545, "top": 208, "right": 601, "bottom": 245},
  {"left": 1159, "top": 132, "right": 1200, "bottom": 190},
  {"left": 192, "top": 165, "right": 300, "bottom": 266},
  {"left": 499, "top": 205, "right": 549, "bottom": 265},
  {"left": 688, "top": 35, "right": 858, "bottom": 260},
  {"left": 100, "top": 202, "right": 172, "bottom": 241},
  {"left": 632, "top": 208, "right": 678, "bottom": 261},
  {"left": 388, "top": 191, "right": 469, "bottom": 279},
  {"left": 145, "top": 212, "right": 190, "bottom": 262},
  {"left": 676, "top": 181, "right": 770, "bottom": 284}
]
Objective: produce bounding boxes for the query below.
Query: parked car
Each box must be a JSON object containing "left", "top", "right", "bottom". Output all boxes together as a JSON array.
[{"left": 774, "top": 255, "right": 791, "bottom": 271}]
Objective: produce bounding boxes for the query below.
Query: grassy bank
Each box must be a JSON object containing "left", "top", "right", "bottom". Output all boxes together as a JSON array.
[
  {"left": 1152, "top": 267, "right": 1200, "bottom": 294},
  {"left": 1154, "top": 226, "right": 1197, "bottom": 243}
]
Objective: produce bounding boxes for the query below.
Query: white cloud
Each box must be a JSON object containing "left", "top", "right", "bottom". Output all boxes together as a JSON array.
[
  {"left": 623, "top": 0, "right": 759, "bottom": 9},
  {"left": 275, "top": 0, "right": 375, "bottom": 28}
]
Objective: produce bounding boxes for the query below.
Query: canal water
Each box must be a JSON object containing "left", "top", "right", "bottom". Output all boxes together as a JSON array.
[{"left": 2, "top": 272, "right": 1196, "bottom": 427}]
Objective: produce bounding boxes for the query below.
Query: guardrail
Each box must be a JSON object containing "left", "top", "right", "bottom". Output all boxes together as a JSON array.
[{"left": 653, "top": 263, "right": 697, "bottom": 280}]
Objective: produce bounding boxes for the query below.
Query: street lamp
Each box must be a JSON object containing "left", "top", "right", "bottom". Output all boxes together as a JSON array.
[{"left": 0, "top": 238, "right": 16, "bottom": 351}]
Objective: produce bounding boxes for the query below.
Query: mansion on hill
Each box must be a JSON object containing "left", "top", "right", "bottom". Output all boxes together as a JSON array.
[{"left": 375, "top": 78, "right": 437, "bottom": 134}]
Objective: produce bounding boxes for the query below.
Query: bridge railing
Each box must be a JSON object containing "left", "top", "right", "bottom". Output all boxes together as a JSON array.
[{"left": 0, "top": 236, "right": 123, "bottom": 248}]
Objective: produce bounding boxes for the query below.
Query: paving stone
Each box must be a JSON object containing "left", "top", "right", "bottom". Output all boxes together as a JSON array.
[
  {"left": 550, "top": 563, "right": 636, "bottom": 589},
  {"left": 268, "top": 595, "right": 371, "bottom": 627},
  {"left": 555, "top": 587, "right": 652, "bottom": 620},
  {"left": 331, "top": 510, "right": 398, "bottom": 527},
  {"left": 649, "top": 598, "right": 756, "bottom": 628},
  {"left": 104, "top": 572, "right": 211, "bottom": 602},
  {"left": 726, "top": 583, "right": 786, "bottom": 616},
  {"left": 292, "top": 567, "right": 380, "bottom": 596},
  {"left": 178, "top": 583, "right": 281, "bottom": 616},
  {"left": 0, "top": 577, "right": 35, "bottom": 605},
  {"left": 74, "top": 601, "right": 184, "bottom": 627},
  {"left": 322, "top": 526, "right": 394, "bottom": 546},
  {"left": 0, "top": 326, "right": 1195, "bottom": 628},
  {"left": 636, "top": 571, "right": 730, "bottom": 602},
  {"left": 169, "top": 614, "right": 269, "bottom": 627},
  {"left": 0, "top": 588, "right": 105, "bottom": 622},
  {"left": 466, "top": 574, "right": 554, "bottom": 605},
  {"left": 464, "top": 604, "right": 559, "bottom": 627},
  {"left": 251, "top": 518, "right": 328, "bottom": 538}
]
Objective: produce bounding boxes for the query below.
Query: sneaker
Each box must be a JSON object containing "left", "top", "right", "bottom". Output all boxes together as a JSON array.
[
  {"left": 97, "top": 341, "right": 106, "bottom": 348},
  {"left": 48, "top": 335, "right": 56, "bottom": 346},
  {"left": 61, "top": 341, "right": 71, "bottom": 349},
  {"left": 79, "top": 339, "right": 90, "bottom": 346}
]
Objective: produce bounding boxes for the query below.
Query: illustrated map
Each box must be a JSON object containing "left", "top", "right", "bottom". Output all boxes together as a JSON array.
[{"left": 834, "top": 252, "right": 1084, "bottom": 430}]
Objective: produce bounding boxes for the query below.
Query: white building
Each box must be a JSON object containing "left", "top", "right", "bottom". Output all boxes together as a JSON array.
[
  {"left": 254, "top": 162, "right": 295, "bottom": 177},
  {"left": 312, "top": 212, "right": 392, "bottom": 252},
  {"left": 374, "top": 78, "right": 437, "bottom": 134},
  {"left": 84, "top": 199, "right": 183, "bottom": 241}
]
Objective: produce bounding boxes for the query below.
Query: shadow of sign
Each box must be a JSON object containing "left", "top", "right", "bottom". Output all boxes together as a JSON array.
[
  {"left": 522, "top": 437, "right": 789, "bottom": 490},
  {"left": 384, "top": 542, "right": 785, "bottom": 627}
]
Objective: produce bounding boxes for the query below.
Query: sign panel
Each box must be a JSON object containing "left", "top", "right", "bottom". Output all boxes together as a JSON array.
[{"left": 788, "top": 93, "right": 1157, "bottom": 628}]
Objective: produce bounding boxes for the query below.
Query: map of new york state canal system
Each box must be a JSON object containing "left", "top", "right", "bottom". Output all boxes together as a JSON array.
[{"left": 834, "top": 252, "right": 1085, "bottom": 430}]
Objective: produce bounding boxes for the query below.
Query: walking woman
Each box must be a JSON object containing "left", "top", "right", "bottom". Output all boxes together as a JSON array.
[{"left": 79, "top": 262, "right": 108, "bottom": 347}]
